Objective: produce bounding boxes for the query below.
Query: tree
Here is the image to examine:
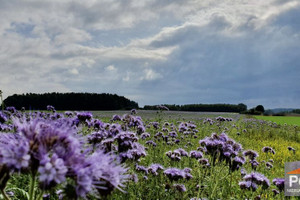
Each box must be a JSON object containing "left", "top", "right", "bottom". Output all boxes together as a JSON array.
[{"left": 255, "top": 105, "right": 265, "bottom": 113}]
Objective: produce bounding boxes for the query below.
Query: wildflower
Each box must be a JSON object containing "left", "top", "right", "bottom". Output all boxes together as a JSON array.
[
  {"left": 272, "top": 189, "right": 280, "bottom": 195},
  {"left": 47, "top": 105, "right": 55, "bottom": 112},
  {"left": 91, "top": 151, "right": 129, "bottom": 196},
  {"left": 243, "top": 150, "right": 258, "bottom": 160},
  {"left": 190, "top": 151, "right": 203, "bottom": 159},
  {"left": 265, "top": 162, "right": 273, "bottom": 169},
  {"left": 0, "top": 112, "right": 7, "bottom": 123},
  {"left": 77, "top": 112, "right": 93, "bottom": 122},
  {"left": 240, "top": 168, "right": 247, "bottom": 177},
  {"left": 175, "top": 148, "right": 188, "bottom": 157},
  {"left": 249, "top": 160, "right": 259, "bottom": 170},
  {"left": 145, "top": 140, "right": 157, "bottom": 147},
  {"left": 0, "top": 134, "right": 30, "bottom": 170},
  {"left": 198, "top": 158, "right": 210, "bottom": 167},
  {"left": 262, "top": 146, "right": 275, "bottom": 154},
  {"left": 168, "top": 131, "right": 178, "bottom": 138},
  {"left": 140, "top": 132, "right": 151, "bottom": 140},
  {"left": 272, "top": 178, "right": 284, "bottom": 191},
  {"left": 231, "top": 156, "right": 246, "bottom": 172},
  {"left": 243, "top": 172, "right": 270, "bottom": 189},
  {"left": 38, "top": 153, "right": 68, "bottom": 188},
  {"left": 112, "top": 115, "right": 122, "bottom": 121},
  {"left": 173, "top": 184, "right": 186, "bottom": 192},
  {"left": 135, "top": 164, "right": 148, "bottom": 174},
  {"left": 239, "top": 181, "right": 258, "bottom": 191},
  {"left": 163, "top": 168, "right": 191, "bottom": 181},
  {"left": 131, "top": 109, "right": 137, "bottom": 115},
  {"left": 6, "top": 106, "right": 16, "bottom": 113},
  {"left": 148, "top": 164, "right": 164, "bottom": 175}
]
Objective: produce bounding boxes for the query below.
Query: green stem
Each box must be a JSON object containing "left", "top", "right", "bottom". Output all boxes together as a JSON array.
[
  {"left": 36, "top": 191, "right": 44, "bottom": 200},
  {"left": 29, "top": 173, "right": 36, "bottom": 200},
  {"left": 1, "top": 188, "right": 11, "bottom": 200}
]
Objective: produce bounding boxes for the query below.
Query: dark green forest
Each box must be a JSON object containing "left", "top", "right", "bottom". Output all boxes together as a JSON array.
[
  {"left": 3, "top": 92, "right": 139, "bottom": 110},
  {"left": 143, "top": 103, "right": 247, "bottom": 113}
]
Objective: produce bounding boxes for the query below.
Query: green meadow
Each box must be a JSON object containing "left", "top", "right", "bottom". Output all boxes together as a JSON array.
[
  {"left": 255, "top": 116, "right": 300, "bottom": 126},
  {"left": 1, "top": 111, "right": 300, "bottom": 200}
]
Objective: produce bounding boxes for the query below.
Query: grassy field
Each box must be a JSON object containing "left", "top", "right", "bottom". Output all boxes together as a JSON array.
[
  {"left": 255, "top": 115, "right": 300, "bottom": 126},
  {"left": 1, "top": 110, "right": 300, "bottom": 199}
]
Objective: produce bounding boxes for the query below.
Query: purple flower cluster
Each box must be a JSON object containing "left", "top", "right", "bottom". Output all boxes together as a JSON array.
[
  {"left": 216, "top": 116, "right": 233, "bottom": 122},
  {"left": 0, "top": 115, "right": 129, "bottom": 198},
  {"left": 272, "top": 178, "right": 284, "bottom": 191},
  {"left": 166, "top": 148, "right": 188, "bottom": 161},
  {"left": 239, "top": 172, "right": 270, "bottom": 191},
  {"left": 76, "top": 112, "right": 93, "bottom": 122},
  {"left": 46, "top": 105, "right": 56, "bottom": 112},
  {"left": 6, "top": 106, "right": 16, "bottom": 113},
  {"left": 262, "top": 146, "right": 275, "bottom": 154},
  {"left": 0, "top": 112, "right": 7, "bottom": 123},
  {"left": 122, "top": 114, "right": 144, "bottom": 129},
  {"left": 173, "top": 184, "right": 186, "bottom": 192},
  {"left": 199, "top": 133, "right": 243, "bottom": 169},
  {"left": 163, "top": 167, "right": 193, "bottom": 181},
  {"left": 135, "top": 163, "right": 164, "bottom": 176},
  {"left": 189, "top": 151, "right": 203, "bottom": 159}
]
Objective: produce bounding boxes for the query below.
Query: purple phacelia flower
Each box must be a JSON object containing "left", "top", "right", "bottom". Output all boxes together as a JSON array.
[
  {"left": 243, "top": 172, "right": 270, "bottom": 189},
  {"left": 198, "top": 158, "right": 210, "bottom": 167},
  {"left": 64, "top": 111, "right": 73, "bottom": 117},
  {"left": 47, "top": 105, "right": 55, "bottom": 112},
  {"left": 135, "top": 164, "right": 148, "bottom": 174},
  {"left": 265, "top": 162, "right": 273, "bottom": 169},
  {"left": 0, "top": 134, "right": 30, "bottom": 170},
  {"left": 175, "top": 148, "right": 188, "bottom": 157},
  {"left": 38, "top": 153, "right": 68, "bottom": 188},
  {"left": 0, "top": 112, "right": 7, "bottom": 123},
  {"left": 145, "top": 140, "right": 157, "bottom": 147},
  {"left": 140, "top": 132, "right": 151, "bottom": 140},
  {"left": 249, "top": 160, "right": 259, "bottom": 170},
  {"left": 173, "top": 184, "right": 186, "bottom": 192},
  {"left": 231, "top": 156, "right": 246, "bottom": 172},
  {"left": 90, "top": 151, "right": 129, "bottom": 196},
  {"left": 6, "top": 106, "right": 17, "bottom": 113},
  {"left": 243, "top": 150, "right": 258, "bottom": 160},
  {"left": 88, "top": 130, "right": 108, "bottom": 145},
  {"left": 112, "top": 115, "right": 122, "bottom": 121},
  {"left": 239, "top": 181, "right": 258, "bottom": 191},
  {"left": 148, "top": 163, "right": 164, "bottom": 175},
  {"left": 190, "top": 151, "right": 203, "bottom": 159},
  {"left": 77, "top": 112, "right": 93, "bottom": 122},
  {"left": 168, "top": 131, "right": 178, "bottom": 138},
  {"left": 131, "top": 109, "right": 137, "bottom": 115},
  {"left": 163, "top": 168, "right": 186, "bottom": 181},
  {"left": 137, "top": 125, "right": 146, "bottom": 135},
  {"left": 272, "top": 189, "right": 280, "bottom": 195},
  {"left": 272, "top": 178, "right": 284, "bottom": 191},
  {"left": 262, "top": 146, "right": 275, "bottom": 154}
]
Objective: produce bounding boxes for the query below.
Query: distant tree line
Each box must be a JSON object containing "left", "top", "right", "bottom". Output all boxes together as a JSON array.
[
  {"left": 3, "top": 92, "right": 139, "bottom": 111},
  {"left": 143, "top": 103, "right": 247, "bottom": 113},
  {"left": 291, "top": 109, "right": 300, "bottom": 114}
]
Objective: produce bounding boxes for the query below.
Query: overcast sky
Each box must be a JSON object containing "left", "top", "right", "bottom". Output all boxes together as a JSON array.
[{"left": 0, "top": 0, "right": 299, "bottom": 109}]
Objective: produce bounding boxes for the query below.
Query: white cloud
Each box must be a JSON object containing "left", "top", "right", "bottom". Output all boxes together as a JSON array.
[
  {"left": 0, "top": 0, "right": 299, "bottom": 108},
  {"left": 140, "top": 69, "right": 163, "bottom": 81},
  {"left": 106, "top": 65, "right": 116, "bottom": 71}
]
